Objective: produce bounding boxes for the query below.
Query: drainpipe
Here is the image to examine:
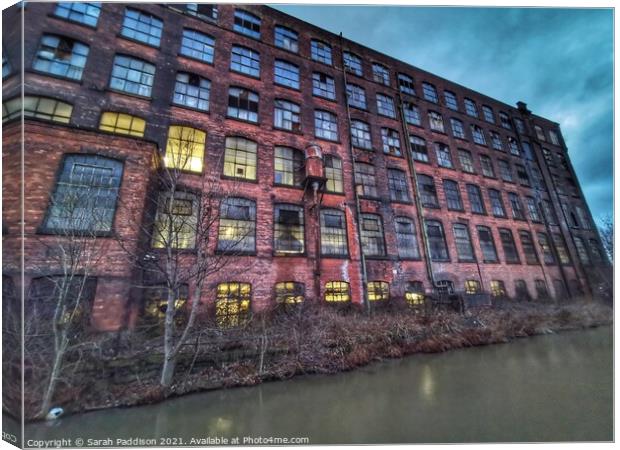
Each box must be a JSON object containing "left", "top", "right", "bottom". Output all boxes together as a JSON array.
[{"left": 311, "top": 180, "right": 322, "bottom": 303}]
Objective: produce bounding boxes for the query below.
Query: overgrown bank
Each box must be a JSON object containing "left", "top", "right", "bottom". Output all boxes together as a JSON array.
[{"left": 12, "top": 300, "right": 613, "bottom": 420}]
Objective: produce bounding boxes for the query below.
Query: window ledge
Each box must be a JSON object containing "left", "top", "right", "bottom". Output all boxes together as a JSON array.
[
  {"left": 47, "top": 13, "right": 98, "bottom": 29},
  {"left": 272, "top": 126, "right": 303, "bottom": 136},
  {"left": 116, "top": 33, "right": 161, "bottom": 50},
  {"left": 225, "top": 115, "right": 260, "bottom": 126},
  {"left": 177, "top": 53, "right": 214, "bottom": 66}
]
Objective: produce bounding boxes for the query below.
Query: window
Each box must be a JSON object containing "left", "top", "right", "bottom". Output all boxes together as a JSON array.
[
  {"left": 519, "top": 230, "right": 538, "bottom": 264},
  {"left": 553, "top": 279, "right": 567, "bottom": 300},
  {"left": 372, "top": 63, "right": 390, "bottom": 85},
  {"left": 464, "top": 98, "right": 478, "bottom": 117},
  {"left": 535, "top": 279, "right": 549, "bottom": 299},
  {"left": 549, "top": 130, "right": 560, "bottom": 146},
  {"left": 99, "top": 112, "right": 145, "bottom": 137},
  {"left": 422, "top": 82, "right": 438, "bottom": 103},
  {"left": 537, "top": 232, "right": 555, "bottom": 264},
  {"left": 381, "top": 128, "right": 401, "bottom": 156},
  {"left": 121, "top": 8, "right": 162, "bottom": 46},
  {"left": 143, "top": 285, "right": 188, "bottom": 324},
  {"left": 426, "top": 220, "right": 449, "bottom": 261},
  {"left": 418, "top": 174, "right": 439, "bottom": 208},
  {"left": 514, "top": 280, "right": 530, "bottom": 300},
  {"left": 508, "top": 137, "right": 520, "bottom": 156},
  {"left": 530, "top": 167, "right": 544, "bottom": 189},
  {"left": 360, "top": 214, "right": 386, "bottom": 256},
  {"left": 368, "top": 281, "right": 390, "bottom": 301},
  {"left": 343, "top": 52, "right": 362, "bottom": 76},
  {"left": 54, "top": 2, "right": 101, "bottom": 26},
  {"left": 355, "top": 163, "right": 378, "bottom": 197},
  {"left": 217, "top": 198, "right": 256, "bottom": 253},
  {"left": 43, "top": 155, "right": 123, "bottom": 233},
  {"left": 575, "top": 206, "right": 591, "bottom": 230},
  {"left": 428, "top": 111, "right": 445, "bottom": 132},
  {"left": 274, "top": 99, "right": 300, "bottom": 131},
  {"left": 311, "top": 40, "right": 332, "bottom": 65},
  {"left": 180, "top": 29, "right": 215, "bottom": 63},
  {"left": 490, "top": 280, "right": 506, "bottom": 299},
  {"left": 227, "top": 87, "right": 259, "bottom": 123},
  {"left": 562, "top": 203, "right": 579, "bottom": 228},
  {"left": 388, "top": 169, "right": 410, "bottom": 202},
  {"left": 3, "top": 96, "right": 72, "bottom": 124},
  {"left": 320, "top": 209, "right": 348, "bottom": 255},
  {"left": 398, "top": 73, "right": 415, "bottom": 95},
  {"left": 552, "top": 233, "right": 571, "bottom": 265},
  {"left": 163, "top": 126, "right": 205, "bottom": 173},
  {"left": 467, "top": 184, "right": 486, "bottom": 214},
  {"left": 515, "top": 165, "right": 530, "bottom": 187},
  {"left": 464, "top": 280, "right": 481, "bottom": 294},
  {"left": 499, "top": 112, "right": 512, "bottom": 130},
  {"left": 458, "top": 149, "right": 475, "bottom": 173},
  {"left": 499, "top": 229, "right": 520, "bottom": 263},
  {"left": 471, "top": 125, "right": 486, "bottom": 145},
  {"left": 443, "top": 180, "right": 463, "bottom": 210},
  {"left": 274, "top": 60, "right": 299, "bottom": 89},
  {"left": 477, "top": 226, "right": 498, "bottom": 262},
  {"left": 233, "top": 9, "right": 261, "bottom": 38},
  {"left": 403, "top": 103, "right": 421, "bottom": 125},
  {"left": 109, "top": 55, "right": 155, "bottom": 97},
  {"left": 573, "top": 236, "right": 589, "bottom": 264},
  {"left": 324, "top": 155, "right": 343, "bottom": 193},
  {"left": 525, "top": 197, "right": 541, "bottom": 222},
  {"left": 482, "top": 105, "right": 494, "bottom": 123},
  {"left": 231, "top": 46, "right": 260, "bottom": 77},
  {"left": 275, "top": 282, "right": 304, "bottom": 304},
  {"left": 314, "top": 110, "right": 338, "bottom": 141},
  {"left": 514, "top": 118, "right": 525, "bottom": 134},
  {"left": 2, "top": 50, "right": 10, "bottom": 78},
  {"left": 542, "top": 200, "right": 557, "bottom": 225},
  {"left": 33, "top": 35, "right": 89, "bottom": 80},
  {"left": 444, "top": 90, "right": 458, "bottom": 110},
  {"left": 410, "top": 136, "right": 428, "bottom": 162},
  {"left": 346, "top": 84, "right": 366, "bottom": 109},
  {"left": 274, "top": 146, "right": 304, "bottom": 186},
  {"left": 450, "top": 118, "right": 465, "bottom": 139},
  {"left": 223, "top": 137, "right": 257, "bottom": 180},
  {"left": 274, "top": 25, "right": 298, "bottom": 52},
  {"left": 508, "top": 193, "right": 525, "bottom": 220},
  {"left": 542, "top": 147, "right": 554, "bottom": 164},
  {"left": 274, "top": 204, "right": 304, "bottom": 254},
  {"left": 480, "top": 155, "right": 495, "bottom": 177},
  {"left": 376, "top": 94, "right": 396, "bottom": 118},
  {"left": 180, "top": 3, "right": 218, "bottom": 20},
  {"left": 436, "top": 280, "right": 455, "bottom": 296},
  {"left": 351, "top": 120, "right": 372, "bottom": 149},
  {"left": 151, "top": 191, "right": 197, "bottom": 249},
  {"left": 312, "top": 72, "right": 336, "bottom": 99},
  {"left": 216, "top": 282, "right": 251, "bottom": 328},
  {"left": 498, "top": 159, "right": 513, "bottom": 182},
  {"left": 534, "top": 125, "right": 546, "bottom": 141},
  {"left": 434, "top": 143, "right": 453, "bottom": 168},
  {"left": 589, "top": 239, "right": 605, "bottom": 264},
  {"left": 405, "top": 281, "right": 425, "bottom": 307},
  {"left": 395, "top": 217, "right": 420, "bottom": 259},
  {"left": 325, "top": 281, "right": 350, "bottom": 302},
  {"left": 488, "top": 189, "right": 506, "bottom": 217},
  {"left": 453, "top": 223, "right": 475, "bottom": 261},
  {"left": 490, "top": 131, "right": 503, "bottom": 151},
  {"left": 173, "top": 72, "right": 210, "bottom": 111}
]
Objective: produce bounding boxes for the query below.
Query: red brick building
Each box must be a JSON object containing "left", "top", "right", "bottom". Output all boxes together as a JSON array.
[{"left": 2, "top": 3, "right": 609, "bottom": 330}]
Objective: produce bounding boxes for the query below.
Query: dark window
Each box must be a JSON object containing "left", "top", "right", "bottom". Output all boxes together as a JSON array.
[
  {"left": 444, "top": 90, "right": 458, "bottom": 110},
  {"left": 395, "top": 217, "right": 420, "bottom": 259},
  {"left": 467, "top": 184, "right": 486, "bottom": 214},
  {"left": 435, "top": 142, "right": 453, "bottom": 168},
  {"left": 422, "top": 82, "right": 438, "bottom": 103},
  {"left": 173, "top": 72, "right": 210, "bottom": 111},
  {"left": 377, "top": 94, "right": 396, "bottom": 118},
  {"left": 355, "top": 162, "right": 378, "bottom": 198},
  {"left": 508, "top": 137, "right": 520, "bottom": 156},
  {"left": 498, "top": 159, "right": 513, "bottom": 182},
  {"left": 227, "top": 87, "right": 259, "bottom": 122},
  {"left": 180, "top": 29, "right": 215, "bottom": 63},
  {"left": 312, "top": 72, "right": 336, "bottom": 99},
  {"left": 436, "top": 280, "right": 455, "bottom": 295},
  {"left": 274, "top": 25, "right": 298, "bottom": 52},
  {"left": 151, "top": 191, "right": 197, "bottom": 249},
  {"left": 360, "top": 214, "right": 386, "bottom": 257},
  {"left": 388, "top": 169, "right": 410, "bottom": 202},
  {"left": 482, "top": 105, "right": 494, "bottom": 123},
  {"left": 477, "top": 226, "right": 498, "bottom": 262},
  {"left": 537, "top": 232, "right": 555, "bottom": 264},
  {"left": 109, "top": 55, "right": 155, "bottom": 97},
  {"left": 552, "top": 233, "right": 571, "bottom": 265},
  {"left": 480, "top": 154, "right": 495, "bottom": 177},
  {"left": 274, "top": 146, "right": 304, "bottom": 186},
  {"left": 535, "top": 125, "right": 546, "bottom": 141},
  {"left": 514, "top": 118, "right": 526, "bottom": 134},
  {"left": 443, "top": 180, "right": 463, "bottom": 210},
  {"left": 516, "top": 164, "right": 530, "bottom": 186},
  {"left": 450, "top": 118, "right": 465, "bottom": 139},
  {"left": 514, "top": 280, "right": 531, "bottom": 300},
  {"left": 217, "top": 198, "right": 256, "bottom": 253},
  {"left": 275, "top": 282, "right": 305, "bottom": 304},
  {"left": 464, "top": 98, "right": 478, "bottom": 117},
  {"left": 490, "top": 131, "right": 503, "bottom": 151},
  {"left": 311, "top": 40, "right": 332, "bottom": 65},
  {"left": 372, "top": 63, "right": 390, "bottom": 85},
  {"left": 589, "top": 239, "right": 605, "bottom": 264},
  {"left": 381, "top": 128, "right": 401, "bottom": 156},
  {"left": 324, "top": 155, "right": 343, "bottom": 193},
  {"left": 274, "top": 60, "right": 299, "bottom": 89},
  {"left": 54, "top": 2, "right": 101, "bottom": 26},
  {"left": 231, "top": 46, "right": 260, "bottom": 77},
  {"left": 346, "top": 83, "right": 366, "bottom": 109},
  {"left": 274, "top": 204, "right": 304, "bottom": 254},
  {"left": 410, "top": 136, "right": 429, "bottom": 162},
  {"left": 458, "top": 149, "right": 475, "bottom": 173},
  {"left": 573, "top": 236, "right": 589, "bottom": 264},
  {"left": 315, "top": 110, "right": 338, "bottom": 141},
  {"left": 320, "top": 209, "right": 348, "bottom": 256},
  {"left": 519, "top": 230, "right": 539, "bottom": 264},
  {"left": 418, "top": 174, "right": 439, "bottom": 208},
  {"left": 233, "top": 9, "right": 261, "bottom": 39},
  {"left": 398, "top": 73, "right": 415, "bottom": 95},
  {"left": 542, "top": 200, "right": 557, "bottom": 225},
  {"left": 488, "top": 189, "right": 506, "bottom": 217},
  {"left": 426, "top": 220, "right": 449, "bottom": 261},
  {"left": 535, "top": 279, "right": 549, "bottom": 299},
  {"left": 33, "top": 35, "right": 89, "bottom": 80},
  {"left": 526, "top": 197, "right": 541, "bottom": 222},
  {"left": 499, "top": 228, "right": 520, "bottom": 263},
  {"left": 500, "top": 112, "right": 512, "bottom": 130},
  {"left": 274, "top": 99, "right": 301, "bottom": 131},
  {"left": 181, "top": 3, "right": 218, "bottom": 20},
  {"left": 121, "top": 8, "right": 162, "bottom": 46},
  {"left": 453, "top": 223, "right": 475, "bottom": 261},
  {"left": 403, "top": 103, "right": 421, "bottom": 125},
  {"left": 508, "top": 193, "right": 525, "bottom": 220},
  {"left": 343, "top": 52, "right": 362, "bottom": 76},
  {"left": 351, "top": 120, "right": 372, "bottom": 149},
  {"left": 471, "top": 125, "right": 486, "bottom": 145}
]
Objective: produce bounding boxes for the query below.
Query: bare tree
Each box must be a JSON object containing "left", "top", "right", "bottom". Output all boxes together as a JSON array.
[{"left": 598, "top": 214, "right": 613, "bottom": 261}]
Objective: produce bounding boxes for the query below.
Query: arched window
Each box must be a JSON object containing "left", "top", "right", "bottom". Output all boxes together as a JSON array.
[
  {"left": 324, "top": 281, "right": 350, "bottom": 302},
  {"left": 274, "top": 147, "right": 304, "bottom": 186},
  {"left": 99, "top": 112, "right": 146, "bottom": 137},
  {"left": 405, "top": 281, "right": 425, "bottom": 307},
  {"left": 426, "top": 220, "right": 449, "bottom": 261},
  {"left": 274, "top": 282, "right": 304, "bottom": 304},
  {"left": 367, "top": 281, "right": 389, "bottom": 301},
  {"left": 223, "top": 137, "right": 257, "bottom": 180},
  {"left": 320, "top": 209, "right": 348, "bottom": 256},
  {"left": 217, "top": 197, "right": 256, "bottom": 253},
  {"left": 163, "top": 126, "right": 206, "bottom": 173},
  {"left": 216, "top": 282, "right": 251, "bottom": 328}
]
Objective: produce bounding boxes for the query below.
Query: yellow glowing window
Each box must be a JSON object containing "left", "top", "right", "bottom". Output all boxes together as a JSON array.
[
  {"left": 490, "top": 280, "right": 506, "bottom": 298},
  {"left": 164, "top": 126, "right": 206, "bottom": 173},
  {"left": 99, "top": 111, "right": 146, "bottom": 137},
  {"left": 216, "top": 282, "right": 251, "bottom": 328},
  {"left": 325, "top": 281, "right": 350, "bottom": 302},
  {"left": 367, "top": 281, "right": 389, "bottom": 301},
  {"left": 151, "top": 192, "right": 197, "bottom": 249},
  {"left": 143, "top": 285, "right": 188, "bottom": 322},
  {"left": 3, "top": 96, "right": 73, "bottom": 123},
  {"left": 464, "top": 280, "right": 481, "bottom": 294},
  {"left": 275, "top": 281, "right": 304, "bottom": 304},
  {"left": 405, "top": 281, "right": 425, "bottom": 307}
]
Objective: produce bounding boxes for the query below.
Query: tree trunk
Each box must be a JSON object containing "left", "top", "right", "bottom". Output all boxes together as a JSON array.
[
  {"left": 160, "top": 355, "right": 177, "bottom": 388},
  {"left": 38, "top": 345, "right": 65, "bottom": 419}
]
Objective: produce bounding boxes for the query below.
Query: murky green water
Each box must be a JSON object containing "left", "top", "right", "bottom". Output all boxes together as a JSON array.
[{"left": 8, "top": 326, "right": 613, "bottom": 445}]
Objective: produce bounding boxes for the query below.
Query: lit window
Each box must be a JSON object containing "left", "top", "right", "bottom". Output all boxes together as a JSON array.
[
  {"left": 351, "top": 120, "right": 372, "bottom": 149},
  {"left": 109, "top": 55, "right": 155, "bottom": 97},
  {"left": 274, "top": 99, "right": 301, "bottom": 131},
  {"left": 233, "top": 9, "right": 261, "bottom": 39},
  {"left": 311, "top": 40, "right": 332, "bottom": 65},
  {"left": 508, "top": 192, "right": 525, "bottom": 220},
  {"left": 54, "top": 2, "right": 101, "bottom": 26},
  {"left": 324, "top": 155, "right": 343, "bottom": 193},
  {"left": 3, "top": 96, "right": 72, "bottom": 123},
  {"left": 403, "top": 102, "right": 421, "bottom": 126},
  {"left": 274, "top": 25, "right": 298, "bottom": 52},
  {"left": 428, "top": 111, "right": 444, "bottom": 132},
  {"left": 173, "top": 72, "right": 210, "bottom": 111},
  {"left": 314, "top": 110, "right": 338, "bottom": 141},
  {"left": 217, "top": 198, "right": 256, "bottom": 253},
  {"left": 312, "top": 72, "right": 336, "bottom": 99},
  {"left": 274, "top": 204, "right": 304, "bottom": 254},
  {"left": 490, "top": 280, "right": 506, "bottom": 299},
  {"left": 480, "top": 155, "right": 495, "bottom": 178},
  {"left": 275, "top": 282, "right": 304, "bottom": 304},
  {"left": 488, "top": 189, "right": 506, "bottom": 217},
  {"left": 360, "top": 214, "right": 386, "bottom": 257},
  {"left": 321, "top": 209, "right": 348, "bottom": 256},
  {"left": 467, "top": 184, "right": 486, "bottom": 214},
  {"left": 376, "top": 94, "right": 396, "bottom": 118},
  {"left": 490, "top": 131, "right": 503, "bottom": 151},
  {"left": 325, "top": 281, "right": 350, "bottom": 302},
  {"left": 450, "top": 118, "right": 465, "bottom": 139},
  {"left": 274, "top": 60, "right": 299, "bottom": 89},
  {"left": 274, "top": 146, "right": 304, "bottom": 186},
  {"left": 33, "top": 34, "right": 89, "bottom": 80},
  {"left": 426, "top": 220, "right": 449, "bottom": 261},
  {"left": 477, "top": 226, "right": 498, "bottom": 262},
  {"left": 405, "top": 281, "right": 425, "bottom": 307},
  {"left": 372, "top": 63, "right": 390, "bottom": 86},
  {"left": 458, "top": 149, "right": 474, "bottom": 173},
  {"left": 464, "top": 98, "right": 478, "bottom": 117},
  {"left": 435, "top": 142, "right": 453, "bottom": 168},
  {"left": 422, "top": 82, "right": 438, "bottom": 103},
  {"left": 453, "top": 223, "right": 474, "bottom": 261},
  {"left": 163, "top": 126, "right": 206, "bottom": 173},
  {"left": 482, "top": 105, "right": 494, "bottom": 123},
  {"left": 355, "top": 163, "right": 378, "bottom": 198},
  {"left": 99, "top": 112, "right": 145, "bottom": 137},
  {"left": 151, "top": 191, "right": 197, "bottom": 249},
  {"left": 43, "top": 154, "right": 123, "bottom": 233},
  {"left": 537, "top": 232, "right": 555, "bottom": 264},
  {"left": 343, "top": 52, "right": 363, "bottom": 76},
  {"left": 180, "top": 29, "right": 215, "bottom": 63},
  {"left": 519, "top": 230, "right": 538, "bottom": 264},
  {"left": 368, "top": 281, "right": 390, "bottom": 301},
  {"left": 231, "top": 46, "right": 260, "bottom": 77},
  {"left": 443, "top": 179, "right": 463, "bottom": 210},
  {"left": 346, "top": 83, "right": 366, "bottom": 109},
  {"left": 418, "top": 174, "right": 439, "bottom": 208},
  {"left": 227, "top": 87, "right": 259, "bottom": 123},
  {"left": 223, "top": 136, "right": 257, "bottom": 180},
  {"left": 121, "top": 8, "right": 162, "bottom": 46},
  {"left": 499, "top": 228, "right": 519, "bottom": 263},
  {"left": 381, "top": 128, "right": 401, "bottom": 156},
  {"left": 499, "top": 112, "right": 512, "bottom": 130},
  {"left": 471, "top": 125, "right": 486, "bottom": 145},
  {"left": 395, "top": 217, "right": 420, "bottom": 259},
  {"left": 464, "top": 280, "right": 481, "bottom": 294},
  {"left": 398, "top": 73, "right": 415, "bottom": 95},
  {"left": 143, "top": 285, "right": 187, "bottom": 323},
  {"left": 444, "top": 90, "right": 458, "bottom": 110},
  {"left": 410, "top": 136, "right": 428, "bottom": 162},
  {"left": 388, "top": 169, "right": 410, "bottom": 202},
  {"left": 216, "top": 282, "right": 251, "bottom": 328},
  {"left": 498, "top": 159, "right": 513, "bottom": 182}
]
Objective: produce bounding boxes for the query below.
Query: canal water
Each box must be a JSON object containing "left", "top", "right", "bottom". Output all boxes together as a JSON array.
[{"left": 14, "top": 326, "right": 613, "bottom": 444}]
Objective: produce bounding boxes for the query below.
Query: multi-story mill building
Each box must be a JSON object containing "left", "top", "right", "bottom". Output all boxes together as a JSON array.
[{"left": 2, "top": 3, "right": 609, "bottom": 331}]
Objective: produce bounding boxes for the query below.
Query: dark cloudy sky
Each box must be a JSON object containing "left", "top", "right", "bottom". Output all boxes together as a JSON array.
[{"left": 274, "top": 5, "right": 613, "bottom": 226}]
